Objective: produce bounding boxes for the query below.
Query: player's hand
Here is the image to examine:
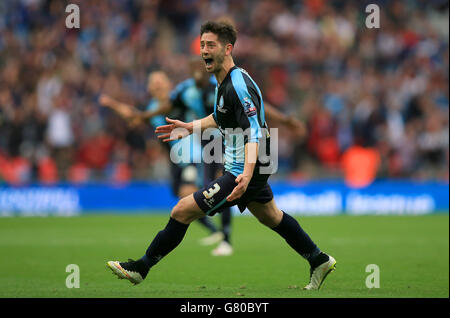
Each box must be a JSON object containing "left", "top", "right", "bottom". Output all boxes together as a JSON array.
[
  {"left": 99, "top": 94, "right": 115, "bottom": 107},
  {"left": 154, "top": 87, "right": 171, "bottom": 102},
  {"left": 128, "top": 116, "right": 144, "bottom": 128},
  {"left": 99, "top": 94, "right": 135, "bottom": 119},
  {"left": 155, "top": 117, "right": 193, "bottom": 142},
  {"left": 226, "top": 174, "right": 251, "bottom": 202},
  {"left": 285, "top": 117, "right": 307, "bottom": 139}
]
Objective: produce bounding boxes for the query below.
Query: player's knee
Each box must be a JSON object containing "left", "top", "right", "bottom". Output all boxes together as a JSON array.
[
  {"left": 170, "top": 201, "right": 188, "bottom": 222},
  {"left": 170, "top": 198, "right": 199, "bottom": 224},
  {"left": 255, "top": 213, "right": 276, "bottom": 227},
  {"left": 254, "top": 209, "right": 282, "bottom": 228}
]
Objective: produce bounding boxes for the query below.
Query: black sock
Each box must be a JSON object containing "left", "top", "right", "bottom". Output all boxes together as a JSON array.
[
  {"left": 140, "top": 217, "right": 189, "bottom": 270},
  {"left": 271, "top": 211, "right": 321, "bottom": 265},
  {"left": 197, "top": 216, "right": 218, "bottom": 234},
  {"left": 220, "top": 207, "right": 232, "bottom": 244}
]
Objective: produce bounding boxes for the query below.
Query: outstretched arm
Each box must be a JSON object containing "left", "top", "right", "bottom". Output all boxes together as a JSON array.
[
  {"left": 99, "top": 94, "right": 172, "bottom": 126},
  {"left": 155, "top": 113, "right": 217, "bottom": 143},
  {"left": 264, "top": 102, "right": 307, "bottom": 137},
  {"left": 136, "top": 98, "right": 172, "bottom": 121},
  {"left": 99, "top": 94, "right": 137, "bottom": 119}
]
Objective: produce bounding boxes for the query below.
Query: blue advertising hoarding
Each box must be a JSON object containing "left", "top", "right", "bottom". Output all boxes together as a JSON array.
[{"left": 0, "top": 180, "right": 448, "bottom": 216}]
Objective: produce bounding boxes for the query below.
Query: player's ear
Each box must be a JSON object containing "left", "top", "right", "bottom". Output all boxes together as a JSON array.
[{"left": 225, "top": 43, "right": 233, "bottom": 56}]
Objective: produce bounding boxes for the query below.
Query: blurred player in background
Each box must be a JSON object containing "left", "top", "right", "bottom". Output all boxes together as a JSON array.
[{"left": 107, "top": 20, "right": 335, "bottom": 290}]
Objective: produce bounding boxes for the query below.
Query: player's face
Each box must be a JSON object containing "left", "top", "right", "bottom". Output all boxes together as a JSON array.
[
  {"left": 200, "top": 32, "right": 226, "bottom": 73},
  {"left": 148, "top": 72, "right": 170, "bottom": 95}
]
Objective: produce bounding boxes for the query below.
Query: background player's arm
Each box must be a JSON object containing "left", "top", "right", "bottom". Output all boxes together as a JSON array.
[
  {"left": 139, "top": 98, "right": 172, "bottom": 121},
  {"left": 99, "top": 94, "right": 137, "bottom": 119},
  {"left": 264, "top": 102, "right": 307, "bottom": 138},
  {"left": 100, "top": 93, "right": 172, "bottom": 126}
]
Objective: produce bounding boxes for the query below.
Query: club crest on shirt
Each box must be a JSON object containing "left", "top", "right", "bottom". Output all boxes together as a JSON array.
[
  {"left": 217, "top": 96, "right": 227, "bottom": 113},
  {"left": 243, "top": 97, "right": 257, "bottom": 116}
]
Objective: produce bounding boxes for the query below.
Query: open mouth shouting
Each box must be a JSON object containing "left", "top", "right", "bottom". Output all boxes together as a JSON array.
[{"left": 203, "top": 57, "right": 214, "bottom": 71}]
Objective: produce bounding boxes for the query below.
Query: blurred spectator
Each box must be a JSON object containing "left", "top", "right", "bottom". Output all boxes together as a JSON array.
[
  {"left": 341, "top": 137, "right": 381, "bottom": 188},
  {"left": 46, "top": 90, "right": 75, "bottom": 180},
  {"left": 0, "top": 0, "right": 448, "bottom": 185}
]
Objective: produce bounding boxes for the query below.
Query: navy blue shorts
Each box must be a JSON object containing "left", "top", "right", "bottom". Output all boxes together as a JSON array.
[{"left": 193, "top": 172, "right": 274, "bottom": 216}]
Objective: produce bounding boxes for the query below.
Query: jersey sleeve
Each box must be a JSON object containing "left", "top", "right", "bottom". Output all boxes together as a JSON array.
[
  {"left": 145, "top": 100, "right": 155, "bottom": 112},
  {"left": 169, "top": 81, "right": 189, "bottom": 113},
  {"left": 228, "top": 73, "right": 262, "bottom": 144}
]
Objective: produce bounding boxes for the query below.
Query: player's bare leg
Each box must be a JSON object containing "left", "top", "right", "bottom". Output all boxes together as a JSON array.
[
  {"left": 170, "top": 193, "right": 206, "bottom": 224},
  {"left": 107, "top": 194, "right": 205, "bottom": 285},
  {"left": 247, "top": 199, "right": 336, "bottom": 290},
  {"left": 247, "top": 199, "right": 283, "bottom": 227}
]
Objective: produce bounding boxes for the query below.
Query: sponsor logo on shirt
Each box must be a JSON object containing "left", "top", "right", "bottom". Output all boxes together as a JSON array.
[
  {"left": 217, "top": 96, "right": 227, "bottom": 113},
  {"left": 243, "top": 97, "right": 257, "bottom": 116}
]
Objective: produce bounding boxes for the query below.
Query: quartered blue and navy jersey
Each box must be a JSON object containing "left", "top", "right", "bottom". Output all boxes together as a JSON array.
[
  {"left": 212, "top": 66, "right": 271, "bottom": 178},
  {"left": 169, "top": 76, "right": 217, "bottom": 122},
  {"left": 146, "top": 76, "right": 217, "bottom": 167}
]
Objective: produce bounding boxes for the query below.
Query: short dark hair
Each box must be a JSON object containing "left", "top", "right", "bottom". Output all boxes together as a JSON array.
[{"left": 200, "top": 20, "right": 237, "bottom": 46}]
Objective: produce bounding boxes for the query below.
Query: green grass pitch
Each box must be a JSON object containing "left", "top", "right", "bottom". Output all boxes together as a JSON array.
[{"left": 0, "top": 213, "right": 448, "bottom": 298}]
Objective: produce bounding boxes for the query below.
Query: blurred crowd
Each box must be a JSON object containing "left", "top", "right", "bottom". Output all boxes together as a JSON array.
[{"left": 0, "top": 0, "right": 448, "bottom": 185}]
